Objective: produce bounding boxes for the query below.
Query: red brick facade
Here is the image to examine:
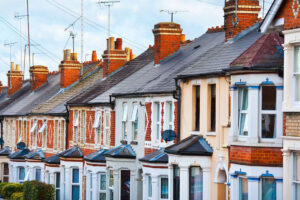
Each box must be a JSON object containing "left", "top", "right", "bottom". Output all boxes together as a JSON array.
[
  {"left": 276, "top": 0, "right": 300, "bottom": 30},
  {"left": 145, "top": 102, "right": 152, "bottom": 142},
  {"left": 110, "top": 110, "right": 115, "bottom": 147},
  {"left": 153, "top": 22, "right": 183, "bottom": 64},
  {"left": 224, "top": 0, "right": 261, "bottom": 42},
  {"left": 230, "top": 146, "right": 283, "bottom": 167},
  {"left": 30, "top": 66, "right": 49, "bottom": 90},
  {"left": 7, "top": 63, "right": 23, "bottom": 97}
]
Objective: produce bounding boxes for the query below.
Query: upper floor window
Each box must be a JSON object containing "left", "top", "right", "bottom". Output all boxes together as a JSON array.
[
  {"left": 54, "top": 120, "right": 59, "bottom": 150},
  {"left": 60, "top": 120, "right": 65, "bottom": 150},
  {"left": 122, "top": 103, "right": 128, "bottom": 140},
  {"left": 23, "top": 121, "right": 27, "bottom": 143},
  {"left": 73, "top": 110, "right": 79, "bottom": 143},
  {"left": 209, "top": 84, "right": 216, "bottom": 132},
  {"left": 294, "top": 46, "right": 300, "bottom": 102},
  {"left": 104, "top": 111, "right": 110, "bottom": 145},
  {"left": 39, "top": 120, "right": 47, "bottom": 148},
  {"left": 293, "top": 152, "right": 300, "bottom": 199},
  {"left": 154, "top": 102, "right": 161, "bottom": 141},
  {"left": 261, "top": 86, "right": 277, "bottom": 139},
  {"left": 166, "top": 102, "right": 173, "bottom": 130},
  {"left": 131, "top": 102, "right": 138, "bottom": 141},
  {"left": 81, "top": 110, "right": 86, "bottom": 143},
  {"left": 238, "top": 87, "right": 248, "bottom": 136},
  {"left": 93, "top": 112, "right": 102, "bottom": 145},
  {"left": 193, "top": 85, "right": 200, "bottom": 131}
]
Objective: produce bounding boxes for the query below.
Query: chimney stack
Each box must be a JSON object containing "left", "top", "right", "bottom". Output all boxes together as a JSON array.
[
  {"left": 30, "top": 65, "right": 49, "bottom": 90},
  {"left": 92, "top": 50, "right": 97, "bottom": 62},
  {"left": 102, "top": 37, "right": 127, "bottom": 77},
  {"left": 153, "top": 22, "right": 183, "bottom": 65},
  {"left": 224, "top": 0, "right": 261, "bottom": 42},
  {"left": 7, "top": 62, "right": 23, "bottom": 97},
  {"left": 0, "top": 81, "right": 2, "bottom": 94},
  {"left": 59, "top": 49, "right": 82, "bottom": 88}
]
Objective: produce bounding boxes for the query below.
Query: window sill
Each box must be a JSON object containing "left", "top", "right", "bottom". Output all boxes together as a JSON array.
[
  {"left": 206, "top": 132, "right": 216, "bottom": 136},
  {"left": 120, "top": 140, "right": 128, "bottom": 145},
  {"left": 130, "top": 141, "right": 138, "bottom": 145},
  {"left": 229, "top": 141, "right": 282, "bottom": 148}
]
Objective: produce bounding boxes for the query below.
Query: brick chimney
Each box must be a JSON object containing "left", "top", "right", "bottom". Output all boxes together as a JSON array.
[
  {"left": 30, "top": 65, "right": 49, "bottom": 90},
  {"left": 92, "top": 50, "right": 97, "bottom": 62},
  {"left": 224, "top": 0, "right": 261, "bottom": 42},
  {"left": 102, "top": 37, "right": 127, "bottom": 77},
  {"left": 7, "top": 62, "right": 23, "bottom": 97},
  {"left": 0, "top": 81, "right": 2, "bottom": 94},
  {"left": 152, "top": 22, "right": 183, "bottom": 65},
  {"left": 59, "top": 49, "right": 82, "bottom": 88}
]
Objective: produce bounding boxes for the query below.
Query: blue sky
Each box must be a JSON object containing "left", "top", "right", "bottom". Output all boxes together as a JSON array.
[{"left": 0, "top": 0, "right": 272, "bottom": 85}]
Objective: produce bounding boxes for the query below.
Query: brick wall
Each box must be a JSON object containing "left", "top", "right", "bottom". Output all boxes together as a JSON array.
[
  {"left": 284, "top": 112, "right": 300, "bottom": 137},
  {"left": 174, "top": 102, "right": 178, "bottom": 143},
  {"left": 275, "top": 0, "right": 300, "bottom": 30},
  {"left": 145, "top": 102, "right": 152, "bottom": 142},
  {"left": 7, "top": 70, "right": 23, "bottom": 97},
  {"left": 230, "top": 145, "right": 283, "bottom": 166},
  {"left": 110, "top": 110, "right": 115, "bottom": 147},
  {"left": 144, "top": 148, "right": 157, "bottom": 156},
  {"left": 30, "top": 66, "right": 49, "bottom": 90}
]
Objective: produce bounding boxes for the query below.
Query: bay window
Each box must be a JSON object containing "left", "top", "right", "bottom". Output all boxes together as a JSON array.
[
  {"left": 261, "top": 86, "right": 277, "bottom": 139},
  {"left": 239, "top": 177, "right": 248, "bottom": 200},
  {"left": 131, "top": 103, "right": 138, "bottom": 141},
  {"left": 122, "top": 103, "right": 128, "bottom": 140},
  {"left": 173, "top": 165, "right": 180, "bottom": 200},
  {"left": 148, "top": 176, "right": 152, "bottom": 198},
  {"left": 154, "top": 102, "right": 161, "bottom": 141},
  {"left": 189, "top": 167, "right": 202, "bottom": 200},
  {"left": 294, "top": 46, "right": 300, "bottom": 102},
  {"left": 261, "top": 177, "right": 276, "bottom": 200},
  {"left": 98, "top": 173, "right": 106, "bottom": 200},
  {"left": 293, "top": 152, "right": 300, "bottom": 199},
  {"left": 35, "top": 168, "right": 41, "bottom": 181},
  {"left": 238, "top": 88, "right": 248, "bottom": 136},
  {"left": 160, "top": 177, "right": 168, "bottom": 199},
  {"left": 55, "top": 172, "right": 60, "bottom": 200},
  {"left": 109, "top": 170, "right": 114, "bottom": 200},
  {"left": 72, "top": 168, "right": 80, "bottom": 200}
]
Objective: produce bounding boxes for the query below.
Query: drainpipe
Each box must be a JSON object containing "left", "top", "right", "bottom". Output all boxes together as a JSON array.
[
  {"left": 109, "top": 95, "right": 115, "bottom": 109},
  {"left": 173, "top": 78, "right": 181, "bottom": 143},
  {"left": 0, "top": 116, "right": 3, "bottom": 149},
  {"left": 64, "top": 105, "right": 70, "bottom": 150}
]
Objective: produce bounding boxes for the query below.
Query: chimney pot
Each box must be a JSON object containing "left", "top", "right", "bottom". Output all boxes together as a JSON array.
[
  {"left": 109, "top": 37, "right": 115, "bottom": 50},
  {"left": 15, "top": 64, "right": 20, "bottom": 71},
  {"left": 7, "top": 62, "right": 23, "bottom": 96},
  {"left": 64, "top": 49, "right": 71, "bottom": 61},
  {"left": 10, "top": 62, "right": 14, "bottom": 71},
  {"left": 60, "top": 51, "right": 81, "bottom": 88},
  {"left": 115, "top": 38, "right": 123, "bottom": 50},
  {"left": 180, "top": 34, "right": 186, "bottom": 43},
  {"left": 92, "top": 50, "right": 97, "bottom": 62},
  {"left": 71, "top": 53, "right": 78, "bottom": 61}
]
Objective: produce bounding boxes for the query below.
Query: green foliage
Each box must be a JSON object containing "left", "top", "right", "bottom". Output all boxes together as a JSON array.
[
  {"left": 11, "top": 192, "right": 23, "bottom": 200},
  {"left": 23, "top": 181, "right": 55, "bottom": 200},
  {"left": 0, "top": 183, "right": 23, "bottom": 199}
]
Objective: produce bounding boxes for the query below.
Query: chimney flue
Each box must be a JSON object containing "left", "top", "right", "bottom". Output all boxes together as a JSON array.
[
  {"left": 109, "top": 37, "right": 115, "bottom": 50},
  {"left": 7, "top": 62, "right": 23, "bottom": 96},
  {"left": 30, "top": 65, "right": 49, "bottom": 90},
  {"left": 64, "top": 49, "right": 71, "bottom": 61},
  {"left": 92, "top": 50, "right": 97, "bottom": 62},
  {"left": 115, "top": 38, "right": 123, "bottom": 50}
]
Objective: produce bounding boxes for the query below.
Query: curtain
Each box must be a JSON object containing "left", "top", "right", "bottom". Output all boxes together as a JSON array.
[
  {"left": 262, "top": 178, "right": 276, "bottom": 200},
  {"left": 161, "top": 178, "right": 168, "bottom": 199},
  {"left": 189, "top": 167, "right": 203, "bottom": 200}
]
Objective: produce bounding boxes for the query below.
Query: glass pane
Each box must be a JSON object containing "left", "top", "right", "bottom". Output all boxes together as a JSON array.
[
  {"left": 294, "top": 46, "right": 300, "bottom": 73},
  {"left": 72, "top": 169, "right": 79, "bottom": 183},
  {"left": 262, "top": 178, "right": 276, "bottom": 200},
  {"left": 109, "top": 189, "right": 113, "bottom": 200},
  {"left": 36, "top": 168, "right": 41, "bottom": 181},
  {"left": 173, "top": 165, "right": 180, "bottom": 200},
  {"left": 241, "top": 88, "right": 248, "bottom": 111},
  {"left": 56, "top": 173, "right": 60, "bottom": 188},
  {"left": 90, "top": 173, "right": 93, "bottom": 189},
  {"left": 109, "top": 170, "right": 114, "bottom": 187},
  {"left": 148, "top": 176, "right": 152, "bottom": 197},
  {"left": 195, "top": 85, "right": 200, "bottom": 131},
  {"left": 239, "top": 113, "right": 248, "bottom": 136},
  {"left": 3, "top": 163, "right": 9, "bottom": 175},
  {"left": 295, "top": 183, "right": 300, "bottom": 200},
  {"left": 156, "top": 124, "right": 160, "bottom": 140},
  {"left": 262, "top": 86, "right": 276, "bottom": 110},
  {"left": 189, "top": 167, "right": 202, "bottom": 200},
  {"left": 99, "top": 193, "right": 106, "bottom": 200},
  {"left": 72, "top": 185, "right": 80, "bottom": 200},
  {"left": 210, "top": 84, "right": 216, "bottom": 132},
  {"left": 100, "top": 174, "right": 106, "bottom": 190},
  {"left": 161, "top": 178, "right": 168, "bottom": 199},
  {"left": 239, "top": 178, "right": 248, "bottom": 200},
  {"left": 56, "top": 190, "right": 60, "bottom": 200},
  {"left": 156, "top": 103, "right": 160, "bottom": 121},
  {"left": 19, "top": 167, "right": 25, "bottom": 181},
  {"left": 261, "top": 114, "right": 276, "bottom": 138},
  {"left": 296, "top": 75, "right": 300, "bottom": 102},
  {"left": 169, "top": 102, "right": 173, "bottom": 122}
]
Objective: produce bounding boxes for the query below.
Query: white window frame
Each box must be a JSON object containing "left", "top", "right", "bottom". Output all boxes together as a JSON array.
[
  {"left": 54, "top": 120, "right": 59, "bottom": 150},
  {"left": 71, "top": 168, "right": 80, "bottom": 199},
  {"left": 18, "top": 166, "right": 25, "bottom": 183},
  {"left": 154, "top": 102, "right": 161, "bottom": 142},
  {"left": 34, "top": 167, "right": 42, "bottom": 181},
  {"left": 122, "top": 103, "right": 128, "bottom": 140},
  {"left": 104, "top": 111, "right": 110, "bottom": 145},
  {"left": 98, "top": 173, "right": 106, "bottom": 200},
  {"left": 73, "top": 110, "right": 79, "bottom": 143},
  {"left": 238, "top": 87, "right": 249, "bottom": 138},
  {"left": 159, "top": 176, "right": 168, "bottom": 200},
  {"left": 88, "top": 172, "right": 93, "bottom": 200},
  {"left": 94, "top": 112, "right": 102, "bottom": 145},
  {"left": 293, "top": 46, "right": 300, "bottom": 106},
  {"left": 55, "top": 172, "right": 61, "bottom": 200},
  {"left": 292, "top": 152, "right": 300, "bottom": 200},
  {"left": 131, "top": 102, "right": 138, "bottom": 141},
  {"left": 82, "top": 110, "right": 86, "bottom": 143},
  {"left": 238, "top": 176, "right": 248, "bottom": 200},
  {"left": 147, "top": 175, "right": 152, "bottom": 199},
  {"left": 166, "top": 101, "right": 174, "bottom": 130},
  {"left": 259, "top": 85, "right": 277, "bottom": 141},
  {"left": 108, "top": 170, "right": 114, "bottom": 200}
]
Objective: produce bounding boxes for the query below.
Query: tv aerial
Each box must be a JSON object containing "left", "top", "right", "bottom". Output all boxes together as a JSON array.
[
  {"left": 160, "top": 10, "right": 188, "bottom": 23},
  {"left": 64, "top": 17, "right": 80, "bottom": 53}
]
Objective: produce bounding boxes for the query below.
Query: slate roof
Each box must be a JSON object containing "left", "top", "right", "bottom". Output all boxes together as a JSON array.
[
  {"left": 139, "top": 148, "right": 168, "bottom": 163},
  {"left": 0, "top": 87, "right": 8, "bottom": 105},
  {"left": 8, "top": 148, "right": 30, "bottom": 160},
  {"left": 165, "top": 135, "right": 213, "bottom": 156},
  {"left": 84, "top": 149, "right": 107, "bottom": 163},
  {"left": 81, "top": 61, "right": 101, "bottom": 76},
  {"left": 229, "top": 33, "right": 284, "bottom": 70},
  {"left": 24, "top": 149, "right": 45, "bottom": 160},
  {"left": 0, "top": 146, "right": 11, "bottom": 156},
  {"left": 104, "top": 145, "right": 136, "bottom": 159},
  {"left": 43, "top": 154, "right": 60, "bottom": 164},
  {"left": 59, "top": 146, "right": 84, "bottom": 158}
]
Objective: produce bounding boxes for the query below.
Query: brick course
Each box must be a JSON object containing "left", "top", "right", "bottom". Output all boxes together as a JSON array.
[
  {"left": 284, "top": 112, "right": 300, "bottom": 137},
  {"left": 30, "top": 66, "right": 49, "bottom": 90},
  {"left": 145, "top": 102, "right": 152, "bottom": 142}
]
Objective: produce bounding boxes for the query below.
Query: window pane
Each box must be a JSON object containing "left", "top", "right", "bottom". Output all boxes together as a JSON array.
[
  {"left": 148, "top": 176, "right": 152, "bottom": 197},
  {"left": 100, "top": 174, "right": 106, "bottom": 190},
  {"left": 19, "top": 167, "right": 25, "bottom": 181},
  {"left": 109, "top": 170, "right": 114, "bottom": 187},
  {"left": 169, "top": 102, "right": 173, "bottom": 122},
  {"left": 3, "top": 163, "right": 9, "bottom": 175},
  {"left": 161, "top": 178, "right": 168, "bottom": 199},
  {"left": 72, "top": 185, "right": 80, "bottom": 200},
  {"left": 262, "top": 86, "right": 276, "bottom": 110},
  {"left": 239, "top": 178, "right": 248, "bottom": 200},
  {"left": 295, "top": 183, "right": 300, "bottom": 200},
  {"left": 241, "top": 88, "right": 248, "bottom": 111},
  {"left": 173, "top": 165, "right": 180, "bottom": 200},
  {"left": 262, "top": 178, "right": 276, "bottom": 200},
  {"left": 210, "top": 84, "right": 216, "bottom": 131},
  {"left": 294, "top": 46, "right": 300, "bottom": 73},
  {"left": 194, "top": 86, "right": 200, "bottom": 131},
  {"left": 35, "top": 168, "right": 41, "bottom": 181},
  {"left": 72, "top": 169, "right": 79, "bottom": 183},
  {"left": 56, "top": 173, "right": 60, "bottom": 188},
  {"left": 189, "top": 167, "right": 202, "bottom": 200},
  {"left": 239, "top": 114, "right": 248, "bottom": 136},
  {"left": 56, "top": 190, "right": 60, "bottom": 200},
  {"left": 296, "top": 75, "right": 300, "bottom": 102},
  {"left": 99, "top": 193, "right": 106, "bottom": 200},
  {"left": 261, "top": 114, "right": 276, "bottom": 138}
]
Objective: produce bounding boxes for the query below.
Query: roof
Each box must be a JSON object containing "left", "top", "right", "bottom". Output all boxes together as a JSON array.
[
  {"left": 59, "top": 146, "right": 84, "bottom": 158},
  {"left": 165, "top": 135, "right": 213, "bottom": 156},
  {"left": 68, "top": 48, "right": 154, "bottom": 105},
  {"left": 104, "top": 145, "right": 136, "bottom": 159},
  {"left": 259, "top": 0, "right": 283, "bottom": 33},
  {"left": 84, "top": 149, "right": 107, "bottom": 163},
  {"left": 139, "top": 148, "right": 168, "bottom": 163},
  {"left": 24, "top": 149, "right": 45, "bottom": 160},
  {"left": 8, "top": 148, "right": 30, "bottom": 160},
  {"left": 230, "top": 33, "right": 284, "bottom": 70},
  {"left": 0, "top": 146, "right": 11, "bottom": 156},
  {"left": 0, "top": 74, "right": 61, "bottom": 116},
  {"left": 43, "top": 154, "right": 60, "bottom": 164},
  {"left": 81, "top": 61, "right": 101, "bottom": 76},
  {"left": 0, "top": 88, "right": 8, "bottom": 105}
]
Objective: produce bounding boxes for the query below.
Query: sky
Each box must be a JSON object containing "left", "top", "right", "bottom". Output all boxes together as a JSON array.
[{"left": 0, "top": 0, "right": 272, "bottom": 85}]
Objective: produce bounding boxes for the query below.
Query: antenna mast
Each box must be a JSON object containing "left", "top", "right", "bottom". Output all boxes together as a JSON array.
[
  {"left": 65, "top": 17, "right": 80, "bottom": 53},
  {"left": 26, "top": 0, "right": 31, "bottom": 67},
  {"left": 81, "top": 0, "right": 84, "bottom": 63},
  {"left": 4, "top": 42, "right": 17, "bottom": 63},
  {"left": 160, "top": 10, "right": 188, "bottom": 23},
  {"left": 14, "top": 13, "right": 27, "bottom": 73}
]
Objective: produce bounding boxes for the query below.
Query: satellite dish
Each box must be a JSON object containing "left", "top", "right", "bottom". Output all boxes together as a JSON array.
[
  {"left": 162, "top": 130, "right": 176, "bottom": 142},
  {"left": 17, "top": 142, "right": 26, "bottom": 150},
  {"left": 0, "top": 138, "right": 4, "bottom": 146}
]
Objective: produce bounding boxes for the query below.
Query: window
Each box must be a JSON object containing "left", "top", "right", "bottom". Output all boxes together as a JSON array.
[
  {"left": 109, "top": 170, "right": 114, "bottom": 200},
  {"left": 293, "top": 152, "right": 300, "bottom": 199},
  {"left": 131, "top": 103, "right": 138, "bottom": 141},
  {"left": 239, "top": 177, "right": 248, "bottom": 200},
  {"left": 89, "top": 172, "right": 93, "bottom": 200},
  {"left": 73, "top": 110, "right": 79, "bottom": 143},
  {"left": 54, "top": 120, "right": 59, "bottom": 150},
  {"left": 93, "top": 112, "right": 102, "bottom": 145},
  {"left": 2, "top": 163, "right": 9, "bottom": 182},
  {"left": 72, "top": 168, "right": 80, "bottom": 200},
  {"left": 122, "top": 103, "right": 128, "bottom": 140},
  {"left": 261, "top": 86, "right": 277, "bottom": 139},
  {"left": 104, "top": 112, "right": 110, "bottom": 145},
  {"left": 82, "top": 111, "right": 86, "bottom": 143},
  {"left": 39, "top": 120, "right": 47, "bottom": 148},
  {"left": 61, "top": 120, "right": 65, "bottom": 150},
  {"left": 30, "top": 119, "right": 37, "bottom": 146},
  {"left": 294, "top": 46, "right": 300, "bottom": 102},
  {"left": 55, "top": 172, "right": 61, "bottom": 200},
  {"left": 23, "top": 121, "right": 27, "bottom": 144},
  {"left": 209, "top": 84, "right": 216, "bottom": 132},
  {"left": 166, "top": 102, "right": 173, "bottom": 130},
  {"left": 99, "top": 173, "right": 106, "bottom": 200},
  {"left": 148, "top": 176, "right": 152, "bottom": 198},
  {"left": 238, "top": 88, "right": 248, "bottom": 136},
  {"left": 18, "top": 120, "right": 22, "bottom": 142},
  {"left": 189, "top": 167, "right": 202, "bottom": 200},
  {"left": 154, "top": 102, "right": 161, "bottom": 141},
  {"left": 193, "top": 85, "right": 200, "bottom": 131},
  {"left": 173, "top": 165, "right": 180, "bottom": 200},
  {"left": 261, "top": 177, "right": 276, "bottom": 200},
  {"left": 160, "top": 177, "right": 168, "bottom": 199},
  {"left": 35, "top": 168, "right": 41, "bottom": 181},
  {"left": 18, "top": 167, "right": 25, "bottom": 183}
]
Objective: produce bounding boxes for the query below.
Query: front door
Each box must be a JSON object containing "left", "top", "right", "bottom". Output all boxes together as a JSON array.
[{"left": 121, "top": 170, "right": 130, "bottom": 200}]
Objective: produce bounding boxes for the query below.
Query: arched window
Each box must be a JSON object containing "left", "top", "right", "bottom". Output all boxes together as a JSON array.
[{"left": 261, "top": 177, "right": 276, "bottom": 200}]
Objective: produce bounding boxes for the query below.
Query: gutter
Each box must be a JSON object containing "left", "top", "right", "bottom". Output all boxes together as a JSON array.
[
  {"left": 112, "top": 91, "right": 174, "bottom": 98},
  {"left": 64, "top": 105, "right": 70, "bottom": 150},
  {"left": 176, "top": 71, "right": 225, "bottom": 80},
  {"left": 173, "top": 78, "right": 181, "bottom": 144}
]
